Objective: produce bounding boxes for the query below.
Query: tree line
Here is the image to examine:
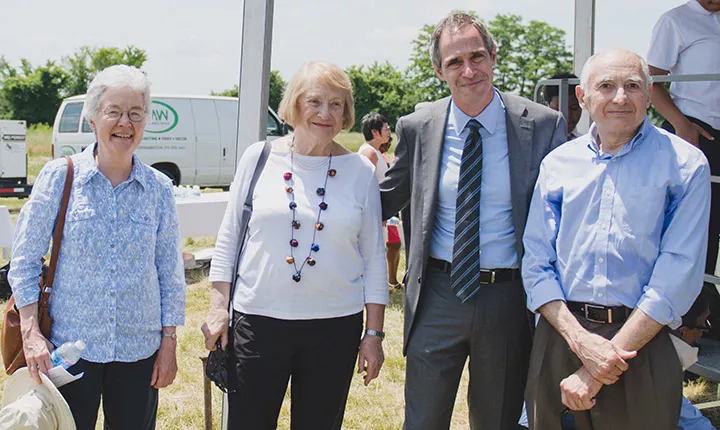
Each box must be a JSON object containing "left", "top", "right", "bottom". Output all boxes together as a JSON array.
[{"left": 0, "top": 12, "right": 572, "bottom": 132}]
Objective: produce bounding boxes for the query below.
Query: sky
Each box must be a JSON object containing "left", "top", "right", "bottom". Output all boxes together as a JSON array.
[{"left": 2, "top": 0, "right": 684, "bottom": 96}]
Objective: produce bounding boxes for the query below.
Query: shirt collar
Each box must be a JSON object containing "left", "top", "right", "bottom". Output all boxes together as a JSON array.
[
  {"left": 75, "top": 143, "right": 148, "bottom": 189},
  {"left": 449, "top": 89, "right": 504, "bottom": 136},
  {"left": 688, "top": 0, "right": 715, "bottom": 15},
  {"left": 587, "top": 117, "right": 654, "bottom": 157}
]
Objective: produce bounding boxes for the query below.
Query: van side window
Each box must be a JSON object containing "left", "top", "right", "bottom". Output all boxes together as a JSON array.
[
  {"left": 267, "top": 112, "right": 279, "bottom": 136},
  {"left": 58, "top": 103, "right": 83, "bottom": 133},
  {"left": 81, "top": 118, "right": 92, "bottom": 133}
]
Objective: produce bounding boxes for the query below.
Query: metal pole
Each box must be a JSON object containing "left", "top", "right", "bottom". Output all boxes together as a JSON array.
[
  {"left": 234, "top": 0, "right": 275, "bottom": 169},
  {"left": 200, "top": 356, "right": 212, "bottom": 430},
  {"left": 225, "top": 0, "right": 274, "bottom": 427},
  {"left": 573, "top": 0, "right": 595, "bottom": 134}
]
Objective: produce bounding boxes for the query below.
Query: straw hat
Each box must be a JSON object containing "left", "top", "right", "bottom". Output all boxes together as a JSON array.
[{"left": 0, "top": 367, "right": 75, "bottom": 429}]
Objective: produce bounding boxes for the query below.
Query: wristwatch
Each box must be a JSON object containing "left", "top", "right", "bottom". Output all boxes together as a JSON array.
[
  {"left": 162, "top": 332, "right": 177, "bottom": 340},
  {"left": 364, "top": 329, "right": 385, "bottom": 340}
]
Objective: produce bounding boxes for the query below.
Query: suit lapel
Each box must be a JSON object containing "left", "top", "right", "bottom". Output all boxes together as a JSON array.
[
  {"left": 420, "top": 99, "right": 451, "bottom": 254},
  {"left": 502, "top": 92, "right": 533, "bottom": 257}
]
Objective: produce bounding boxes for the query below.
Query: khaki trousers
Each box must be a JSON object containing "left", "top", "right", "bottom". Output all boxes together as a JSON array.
[{"left": 525, "top": 316, "right": 682, "bottom": 430}]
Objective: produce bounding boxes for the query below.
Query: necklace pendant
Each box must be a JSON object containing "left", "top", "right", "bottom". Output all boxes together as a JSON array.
[
  {"left": 285, "top": 186, "right": 293, "bottom": 193},
  {"left": 315, "top": 222, "right": 324, "bottom": 231},
  {"left": 286, "top": 256, "right": 294, "bottom": 264},
  {"left": 292, "top": 220, "right": 301, "bottom": 229},
  {"left": 306, "top": 257, "right": 316, "bottom": 267},
  {"left": 319, "top": 202, "right": 328, "bottom": 210},
  {"left": 328, "top": 169, "right": 337, "bottom": 177},
  {"left": 316, "top": 187, "right": 325, "bottom": 196},
  {"left": 292, "top": 272, "right": 302, "bottom": 282},
  {"left": 289, "top": 201, "right": 297, "bottom": 210},
  {"left": 284, "top": 172, "right": 292, "bottom": 181},
  {"left": 311, "top": 243, "right": 320, "bottom": 252},
  {"left": 290, "top": 239, "right": 299, "bottom": 247}
]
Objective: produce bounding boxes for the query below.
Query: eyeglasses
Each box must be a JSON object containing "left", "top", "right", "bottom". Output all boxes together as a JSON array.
[
  {"left": 103, "top": 107, "right": 147, "bottom": 122},
  {"left": 685, "top": 319, "right": 712, "bottom": 332},
  {"left": 382, "top": 125, "right": 392, "bottom": 132}
]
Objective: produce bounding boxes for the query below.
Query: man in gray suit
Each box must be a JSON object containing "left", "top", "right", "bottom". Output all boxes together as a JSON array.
[{"left": 380, "top": 12, "right": 567, "bottom": 429}]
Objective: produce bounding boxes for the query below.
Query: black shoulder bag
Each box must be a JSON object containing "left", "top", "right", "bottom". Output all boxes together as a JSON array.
[{"left": 205, "top": 141, "right": 271, "bottom": 392}]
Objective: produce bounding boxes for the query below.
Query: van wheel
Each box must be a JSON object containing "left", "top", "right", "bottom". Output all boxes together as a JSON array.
[{"left": 153, "top": 164, "right": 181, "bottom": 185}]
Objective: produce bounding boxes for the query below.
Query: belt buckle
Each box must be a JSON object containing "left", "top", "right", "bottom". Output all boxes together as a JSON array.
[
  {"left": 584, "top": 304, "right": 612, "bottom": 324},
  {"left": 479, "top": 270, "right": 496, "bottom": 285}
]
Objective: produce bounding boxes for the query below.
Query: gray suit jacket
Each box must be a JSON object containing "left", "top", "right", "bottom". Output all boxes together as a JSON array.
[{"left": 380, "top": 92, "right": 567, "bottom": 354}]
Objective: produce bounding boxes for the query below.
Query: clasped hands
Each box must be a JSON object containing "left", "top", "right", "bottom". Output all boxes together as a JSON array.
[{"left": 561, "top": 332, "right": 637, "bottom": 411}]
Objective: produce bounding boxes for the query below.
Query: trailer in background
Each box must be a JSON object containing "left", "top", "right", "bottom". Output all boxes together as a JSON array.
[{"left": 0, "top": 120, "right": 32, "bottom": 198}]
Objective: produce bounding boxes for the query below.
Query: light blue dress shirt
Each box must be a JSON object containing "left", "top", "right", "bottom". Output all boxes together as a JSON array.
[
  {"left": 9, "top": 144, "right": 186, "bottom": 363},
  {"left": 679, "top": 395, "right": 716, "bottom": 430},
  {"left": 430, "top": 90, "right": 518, "bottom": 269},
  {"left": 522, "top": 118, "right": 710, "bottom": 328}
]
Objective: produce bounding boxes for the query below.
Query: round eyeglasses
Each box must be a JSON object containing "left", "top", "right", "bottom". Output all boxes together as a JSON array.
[{"left": 103, "top": 107, "right": 147, "bottom": 122}]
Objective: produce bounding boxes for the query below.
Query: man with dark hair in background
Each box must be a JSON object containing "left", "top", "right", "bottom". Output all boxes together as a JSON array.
[{"left": 543, "top": 72, "right": 583, "bottom": 140}]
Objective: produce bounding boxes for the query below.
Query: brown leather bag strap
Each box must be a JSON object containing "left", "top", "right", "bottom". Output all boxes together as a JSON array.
[{"left": 39, "top": 156, "right": 74, "bottom": 308}]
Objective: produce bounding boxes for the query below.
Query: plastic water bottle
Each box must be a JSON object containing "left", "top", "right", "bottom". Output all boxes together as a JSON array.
[{"left": 50, "top": 340, "right": 86, "bottom": 369}]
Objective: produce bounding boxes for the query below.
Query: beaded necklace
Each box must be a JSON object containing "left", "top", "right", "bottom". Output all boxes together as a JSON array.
[{"left": 284, "top": 139, "right": 337, "bottom": 282}]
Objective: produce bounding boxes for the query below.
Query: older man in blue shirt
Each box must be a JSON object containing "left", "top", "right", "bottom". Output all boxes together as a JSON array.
[{"left": 522, "top": 48, "right": 710, "bottom": 429}]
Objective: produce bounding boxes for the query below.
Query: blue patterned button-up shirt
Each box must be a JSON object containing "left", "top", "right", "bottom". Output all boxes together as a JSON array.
[
  {"left": 9, "top": 144, "right": 186, "bottom": 363},
  {"left": 522, "top": 118, "right": 710, "bottom": 329}
]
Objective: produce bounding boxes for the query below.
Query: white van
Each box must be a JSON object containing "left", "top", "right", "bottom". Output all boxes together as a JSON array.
[{"left": 51, "top": 95, "right": 288, "bottom": 187}]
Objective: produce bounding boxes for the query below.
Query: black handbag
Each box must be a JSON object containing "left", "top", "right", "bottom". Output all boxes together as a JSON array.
[{"left": 205, "top": 140, "right": 271, "bottom": 392}]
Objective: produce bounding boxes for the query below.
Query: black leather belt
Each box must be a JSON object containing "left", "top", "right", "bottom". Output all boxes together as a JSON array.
[
  {"left": 427, "top": 257, "right": 520, "bottom": 284},
  {"left": 567, "top": 301, "right": 632, "bottom": 324}
]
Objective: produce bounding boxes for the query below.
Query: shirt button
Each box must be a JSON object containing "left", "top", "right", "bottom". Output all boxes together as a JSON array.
[
  {"left": 110, "top": 243, "right": 115, "bottom": 249},
  {"left": 110, "top": 268, "right": 115, "bottom": 274},
  {"left": 598, "top": 292, "right": 604, "bottom": 297},
  {"left": 109, "top": 316, "right": 115, "bottom": 322},
  {"left": 598, "top": 257, "right": 605, "bottom": 263}
]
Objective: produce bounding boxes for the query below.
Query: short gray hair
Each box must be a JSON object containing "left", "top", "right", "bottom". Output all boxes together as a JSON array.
[
  {"left": 83, "top": 65, "right": 151, "bottom": 122},
  {"left": 579, "top": 49, "right": 651, "bottom": 93},
  {"left": 430, "top": 12, "right": 495, "bottom": 70}
]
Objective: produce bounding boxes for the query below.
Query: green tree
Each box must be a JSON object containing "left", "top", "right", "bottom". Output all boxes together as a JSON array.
[
  {"left": 406, "top": 12, "right": 573, "bottom": 100},
  {"left": 0, "top": 60, "right": 68, "bottom": 125},
  {"left": 62, "top": 45, "right": 148, "bottom": 96},
  {"left": 488, "top": 14, "right": 573, "bottom": 98},
  {"left": 211, "top": 70, "right": 287, "bottom": 112},
  {"left": 346, "top": 62, "right": 422, "bottom": 131}
]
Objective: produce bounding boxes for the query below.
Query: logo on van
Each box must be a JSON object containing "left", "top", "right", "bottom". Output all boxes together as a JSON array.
[
  {"left": 145, "top": 101, "right": 179, "bottom": 134},
  {"left": 60, "top": 146, "right": 76, "bottom": 156}
]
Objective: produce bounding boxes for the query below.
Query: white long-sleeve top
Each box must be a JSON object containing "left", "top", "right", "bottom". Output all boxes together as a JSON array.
[{"left": 209, "top": 141, "right": 388, "bottom": 319}]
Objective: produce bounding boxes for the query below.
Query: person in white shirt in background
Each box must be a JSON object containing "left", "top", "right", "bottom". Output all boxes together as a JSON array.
[
  {"left": 648, "top": 1, "right": 720, "bottom": 332},
  {"left": 202, "top": 62, "right": 388, "bottom": 430},
  {"left": 359, "top": 112, "right": 402, "bottom": 288},
  {"left": 358, "top": 111, "right": 391, "bottom": 182}
]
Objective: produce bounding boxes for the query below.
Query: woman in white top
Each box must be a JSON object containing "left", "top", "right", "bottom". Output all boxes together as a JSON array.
[
  {"left": 201, "top": 62, "right": 388, "bottom": 429},
  {"left": 648, "top": 0, "right": 720, "bottom": 309},
  {"left": 358, "top": 111, "right": 390, "bottom": 182}
]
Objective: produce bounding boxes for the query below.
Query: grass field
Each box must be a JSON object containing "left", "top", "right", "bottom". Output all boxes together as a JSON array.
[{"left": 1, "top": 128, "right": 718, "bottom": 428}]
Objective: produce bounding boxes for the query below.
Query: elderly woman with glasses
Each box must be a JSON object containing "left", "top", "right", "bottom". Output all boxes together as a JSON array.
[
  {"left": 8, "top": 64, "right": 185, "bottom": 429},
  {"left": 202, "top": 61, "right": 388, "bottom": 429}
]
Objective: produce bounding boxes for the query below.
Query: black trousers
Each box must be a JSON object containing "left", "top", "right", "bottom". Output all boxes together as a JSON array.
[
  {"left": 227, "top": 311, "right": 363, "bottom": 430},
  {"left": 662, "top": 117, "right": 720, "bottom": 274},
  {"left": 58, "top": 352, "right": 158, "bottom": 430}
]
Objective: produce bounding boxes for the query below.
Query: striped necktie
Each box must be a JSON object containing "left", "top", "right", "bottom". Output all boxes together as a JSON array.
[{"left": 451, "top": 119, "right": 483, "bottom": 303}]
